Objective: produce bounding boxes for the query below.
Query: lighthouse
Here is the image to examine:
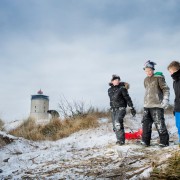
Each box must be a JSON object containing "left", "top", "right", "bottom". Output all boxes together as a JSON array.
[{"left": 30, "top": 89, "right": 49, "bottom": 120}]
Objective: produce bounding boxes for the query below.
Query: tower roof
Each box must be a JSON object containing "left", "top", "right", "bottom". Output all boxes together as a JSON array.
[
  {"left": 31, "top": 89, "right": 49, "bottom": 100},
  {"left": 31, "top": 95, "right": 49, "bottom": 100},
  {"left": 38, "top": 89, "right": 43, "bottom": 95}
]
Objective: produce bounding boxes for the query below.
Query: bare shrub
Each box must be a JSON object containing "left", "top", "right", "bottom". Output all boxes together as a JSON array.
[
  {"left": 58, "top": 96, "right": 87, "bottom": 118},
  {"left": 58, "top": 96, "right": 110, "bottom": 119}
]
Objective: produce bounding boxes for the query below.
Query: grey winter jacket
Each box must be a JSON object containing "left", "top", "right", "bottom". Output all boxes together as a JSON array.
[{"left": 144, "top": 73, "right": 170, "bottom": 108}]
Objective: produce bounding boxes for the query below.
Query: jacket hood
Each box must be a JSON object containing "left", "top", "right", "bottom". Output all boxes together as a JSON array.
[
  {"left": 109, "top": 82, "right": 130, "bottom": 90},
  {"left": 154, "top": 72, "right": 164, "bottom": 77}
]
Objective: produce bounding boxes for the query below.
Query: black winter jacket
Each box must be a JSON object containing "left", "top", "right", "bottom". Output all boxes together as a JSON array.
[
  {"left": 108, "top": 82, "right": 133, "bottom": 108},
  {"left": 172, "top": 69, "right": 180, "bottom": 112}
]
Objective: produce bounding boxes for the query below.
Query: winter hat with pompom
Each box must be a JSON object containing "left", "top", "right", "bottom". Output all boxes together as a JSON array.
[{"left": 143, "top": 60, "right": 156, "bottom": 70}]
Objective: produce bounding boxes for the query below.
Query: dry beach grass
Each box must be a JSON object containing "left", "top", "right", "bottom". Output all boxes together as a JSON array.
[{"left": 9, "top": 114, "right": 105, "bottom": 141}]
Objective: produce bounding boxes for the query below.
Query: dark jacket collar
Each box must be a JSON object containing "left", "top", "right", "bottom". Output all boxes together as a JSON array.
[
  {"left": 171, "top": 69, "right": 180, "bottom": 81},
  {"left": 109, "top": 84, "right": 120, "bottom": 88}
]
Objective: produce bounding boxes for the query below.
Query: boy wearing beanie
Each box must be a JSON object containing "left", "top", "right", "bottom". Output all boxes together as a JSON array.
[
  {"left": 108, "top": 75, "right": 136, "bottom": 145},
  {"left": 142, "top": 60, "right": 170, "bottom": 147},
  {"left": 167, "top": 61, "right": 180, "bottom": 146}
]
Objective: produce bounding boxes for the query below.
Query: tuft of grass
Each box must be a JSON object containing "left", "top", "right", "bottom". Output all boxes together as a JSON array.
[
  {"left": 9, "top": 115, "right": 100, "bottom": 141},
  {"left": 0, "top": 138, "right": 6, "bottom": 147},
  {"left": 9, "top": 118, "right": 44, "bottom": 141},
  {"left": 88, "top": 108, "right": 111, "bottom": 119},
  {"left": 150, "top": 151, "right": 180, "bottom": 179},
  {"left": 40, "top": 119, "right": 64, "bottom": 139},
  {"left": 0, "top": 119, "right": 4, "bottom": 130}
]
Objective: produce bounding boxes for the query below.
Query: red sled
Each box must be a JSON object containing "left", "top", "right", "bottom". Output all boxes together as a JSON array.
[{"left": 125, "top": 129, "right": 143, "bottom": 140}]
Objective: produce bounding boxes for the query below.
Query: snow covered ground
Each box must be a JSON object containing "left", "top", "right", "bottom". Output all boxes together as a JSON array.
[{"left": 0, "top": 114, "right": 179, "bottom": 179}]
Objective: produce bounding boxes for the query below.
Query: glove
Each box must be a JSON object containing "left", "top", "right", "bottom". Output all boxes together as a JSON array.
[
  {"left": 130, "top": 107, "right": 136, "bottom": 117},
  {"left": 161, "top": 99, "right": 169, "bottom": 109},
  {"left": 141, "top": 118, "right": 144, "bottom": 124}
]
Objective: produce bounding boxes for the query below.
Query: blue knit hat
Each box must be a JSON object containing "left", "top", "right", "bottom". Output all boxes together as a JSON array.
[{"left": 143, "top": 60, "right": 156, "bottom": 70}]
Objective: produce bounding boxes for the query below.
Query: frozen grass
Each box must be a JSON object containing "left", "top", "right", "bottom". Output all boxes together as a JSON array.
[{"left": 150, "top": 150, "right": 180, "bottom": 179}]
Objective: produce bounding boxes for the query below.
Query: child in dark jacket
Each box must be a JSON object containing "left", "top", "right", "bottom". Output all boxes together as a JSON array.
[
  {"left": 167, "top": 61, "right": 180, "bottom": 146},
  {"left": 108, "top": 74, "right": 136, "bottom": 145}
]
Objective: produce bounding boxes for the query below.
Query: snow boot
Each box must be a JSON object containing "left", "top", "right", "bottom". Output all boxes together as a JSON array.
[
  {"left": 116, "top": 141, "right": 125, "bottom": 146},
  {"left": 159, "top": 143, "right": 168, "bottom": 148},
  {"left": 140, "top": 141, "right": 150, "bottom": 147}
]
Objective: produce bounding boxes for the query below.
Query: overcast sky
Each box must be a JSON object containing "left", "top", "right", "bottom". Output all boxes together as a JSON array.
[{"left": 0, "top": 0, "right": 180, "bottom": 121}]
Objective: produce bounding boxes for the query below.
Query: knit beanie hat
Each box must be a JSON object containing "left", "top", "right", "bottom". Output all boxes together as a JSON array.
[
  {"left": 111, "top": 74, "right": 120, "bottom": 81},
  {"left": 143, "top": 60, "right": 156, "bottom": 70}
]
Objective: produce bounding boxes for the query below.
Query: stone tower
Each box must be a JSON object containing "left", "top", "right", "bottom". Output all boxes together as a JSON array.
[{"left": 30, "top": 89, "right": 49, "bottom": 120}]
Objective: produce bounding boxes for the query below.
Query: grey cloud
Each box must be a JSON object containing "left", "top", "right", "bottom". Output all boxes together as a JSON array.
[
  {"left": 1, "top": 0, "right": 180, "bottom": 40},
  {"left": 0, "top": 0, "right": 180, "bottom": 121}
]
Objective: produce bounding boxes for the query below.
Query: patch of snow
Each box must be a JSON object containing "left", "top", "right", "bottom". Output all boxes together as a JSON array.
[
  {"left": 2, "top": 120, "right": 24, "bottom": 132},
  {"left": 98, "top": 118, "right": 109, "bottom": 124}
]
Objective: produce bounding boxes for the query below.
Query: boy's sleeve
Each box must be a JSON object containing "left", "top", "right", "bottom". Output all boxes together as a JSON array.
[
  {"left": 121, "top": 87, "right": 133, "bottom": 107},
  {"left": 158, "top": 77, "right": 170, "bottom": 100},
  {"left": 144, "top": 78, "right": 146, "bottom": 88}
]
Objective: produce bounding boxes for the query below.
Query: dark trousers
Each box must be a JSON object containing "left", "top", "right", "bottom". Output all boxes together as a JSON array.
[
  {"left": 111, "top": 107, "right": 126, "bottom": 142},
  {"left": 142, "top": 108, "right": 169, "bottom": 146}
]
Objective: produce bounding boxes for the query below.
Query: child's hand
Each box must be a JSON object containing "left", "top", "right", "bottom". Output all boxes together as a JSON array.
[
  {"left": 161, "top": 99, "right": 169, "bottom": 109},
  {"left": 130, "top": 107, "right": 136, "bottom": 117}
]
